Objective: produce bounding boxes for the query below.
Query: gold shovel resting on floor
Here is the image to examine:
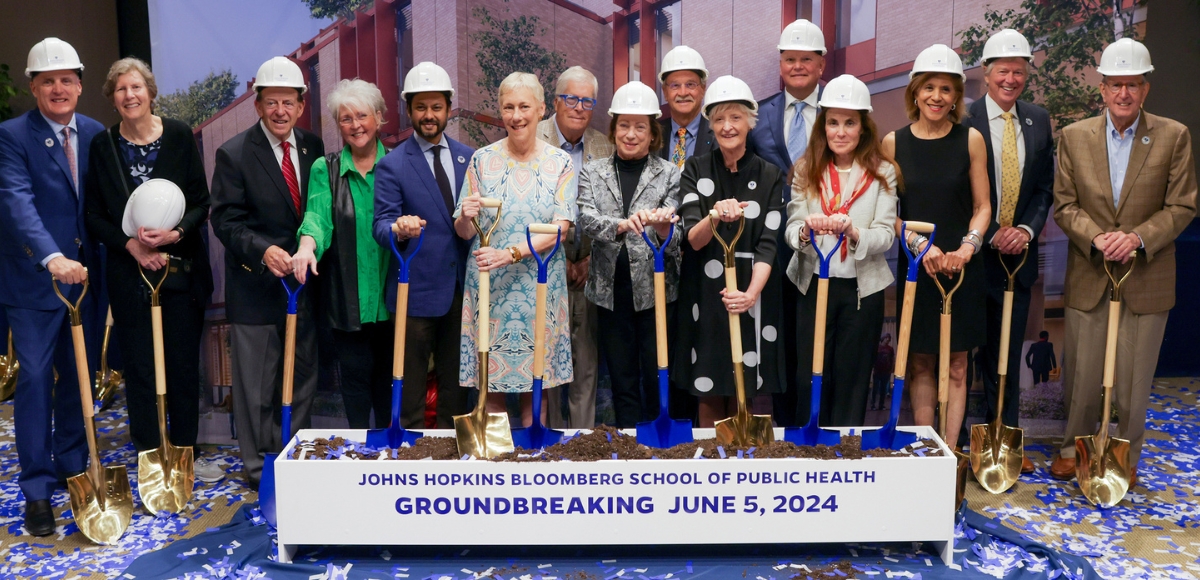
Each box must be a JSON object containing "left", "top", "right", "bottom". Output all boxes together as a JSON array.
[
  {"left": 93, "top": 307, "right": 122, "bottom": 412},
  {"left": 931, "top": 269, "right": 970, "bottom": 508},
  {"left": 970, "top": 246, "right": 1029, "bottom": 493},
  {"left": 53, "top": 275, "right": 133, "bottom": 544},
  {"left": 137, "top": 263, "right": 194, "bottom": 514},
  {"left": 1075, "top": 254, "right": 1136, "bottom": 508},
  {"left": 455, "top": 197, "right": 515, "bottom": 459},
  {"left": 0, "top": 329, "right": 17, "bottom": 401},
  {"left": 709, "top": 209, "right": 773, "bottom": 448}
]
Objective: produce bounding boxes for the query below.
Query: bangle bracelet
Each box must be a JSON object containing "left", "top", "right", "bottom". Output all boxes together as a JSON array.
[{"left": 508, "top": 246, "right": 523, "bottom": 263}]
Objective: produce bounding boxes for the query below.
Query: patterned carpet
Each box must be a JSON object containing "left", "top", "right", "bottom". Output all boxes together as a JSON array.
[{"left": 0, "top": 378, "right": 1196, "bottom": 579}]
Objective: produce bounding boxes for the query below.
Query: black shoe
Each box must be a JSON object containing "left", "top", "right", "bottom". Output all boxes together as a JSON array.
[{"left": 24, "top": 499, "right": 55, "bottom": 537}]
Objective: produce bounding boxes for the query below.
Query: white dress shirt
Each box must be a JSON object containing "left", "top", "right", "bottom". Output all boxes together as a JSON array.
[
  {"left": 984, "top": 95, "right": 1033, "bottom": 240},
  {"left": 259, "top": 120, "right": 301, "bottom": 174},
  {"left": 783, "top": 88, "right": 820, "bottom": 140},
  {"left": 415, "top": 133, "right": 458, "bottom": 200}
]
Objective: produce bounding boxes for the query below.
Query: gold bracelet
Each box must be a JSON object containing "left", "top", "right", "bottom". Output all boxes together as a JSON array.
[{"left": 509, "top": 246, "right": 523, "bottom": 263}]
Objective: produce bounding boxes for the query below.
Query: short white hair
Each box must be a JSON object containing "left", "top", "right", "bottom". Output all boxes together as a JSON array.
[
  {"left": 983, "top": 57, "right": 1030, "bottom": 76},
  {"left": 707, "top": 102, "right": 758, "bottom": 129},
  {"left": 326, "top": 78, "right": 386, "bottom": 124},
  {"left": 555, "top": 66, "right": 598, "bottom": 98},
  {"left": 498, "top": 71, "right": 544, "bottom": 104}
]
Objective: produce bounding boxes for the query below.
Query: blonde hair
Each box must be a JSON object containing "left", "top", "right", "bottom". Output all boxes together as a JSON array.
[
  {"left": 326, "top": 78, "right": 386, "bottom": 124},
  {"left": 102, "top": 57, "right": 157, "bottom": 103},
  {"left": 706, "top": 102, "right": 758, "bottom": 129},
  {"left": 498, "top": 71, "right": 544, "bottom": 104}
]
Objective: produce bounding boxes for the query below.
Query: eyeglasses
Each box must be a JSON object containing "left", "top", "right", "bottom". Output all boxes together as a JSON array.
[
  {"left": 665, "top": 81, "right": 701, "bottom": 92},
  {"left": 558, "top": 94, "right": 597, "bottom": 110},
  {"left": 338, "top": 112, "right": 373, "bottom": 126},
  {"left": 1103, "top": 81, "right": 1145, "bottom": 95}
]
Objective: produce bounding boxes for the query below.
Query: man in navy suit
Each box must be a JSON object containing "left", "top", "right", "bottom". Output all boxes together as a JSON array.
[
  {"left": 373, "top": 62, "right": 473, "bottom": 428},
  {"left": 964, "top": 30, "right": 1054, "bottom": 474},
  {"left": 0, "top": 37, "right": 103, "bottom": 536},
  {"left": 746, "top": 19, "right": 826, "bottom": 427},
  {"left": 656, "top": 46, "right": 715, "bottom": 166}
]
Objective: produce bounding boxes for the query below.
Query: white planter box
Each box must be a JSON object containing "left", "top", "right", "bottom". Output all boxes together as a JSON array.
[{"left": 275, "top": 426, "right": 955, "bottom": 564}]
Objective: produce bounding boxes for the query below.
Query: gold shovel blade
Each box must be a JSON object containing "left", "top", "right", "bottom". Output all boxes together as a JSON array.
[
  {"left": 454, "top": 413, "right": 514, "bottom": 459},
  {"left": 953, "top": 450, "right": 971, "bottom": 507},
  {"left": 137, "top": 444, "right": 194, "bottom": 514},
  {"left": 970, "top": 422, "right": 1024, "bottom": 494},
  {"left": 714, "top": 414, "right": 774, "bottom": 448},
  {"left": 1075, "top": 435, "right": 1132, "bottom": 508},
  {"left": 67, "top": 466, "right": 134, "bottom": 544},
  {"left": 94, "top": 370, "right": 122, "bottom": 410},
  {"left": 0, "top": 356, "right": 16, "bottom": 401}
]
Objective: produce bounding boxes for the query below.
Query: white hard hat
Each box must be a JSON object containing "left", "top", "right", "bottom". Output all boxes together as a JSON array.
[
  {"left": 778, "top": 19, "right": 827, "bottom": 55},
  {"left": 609, "top": 81, "right": 662, "bottom": 118},
  {"left": 659, "top": 46, "right": 708, "bottom": 83},
  {"left": 402, "top": 62, "right": 455, "bottom": 100},
  {"left": 702, "top": 75, "right": 757, "bottom": 119},
  {"left": 982, "top": 29, "right": 1032, "bottom": 63},
  {"left": 253, "top": 57, "right": 307, "bottom": 94},
  {"left": 910, "top": 44, "right": 965, "bottom": 80},
  {"left": 818, "top": 74, "right": 872, "bottom": 112},
  {"left": 122, "top": 179, "right": 186, "bottom": 237},
  {"left": 26, "top": 37, "right": 84, "bottom": 78},
  {"left": 1097, "top": 38, "right": 1154, "bottom": 76}
]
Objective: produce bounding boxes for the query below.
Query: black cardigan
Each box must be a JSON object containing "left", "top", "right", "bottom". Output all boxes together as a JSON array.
[{"left": 84, "top": 117, "right": 214, "bottom": 322}]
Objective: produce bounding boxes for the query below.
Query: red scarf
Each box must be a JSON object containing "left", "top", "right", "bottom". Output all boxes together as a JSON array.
[{"left": 819, "top": 161, "right": 874, "bottom": 260}]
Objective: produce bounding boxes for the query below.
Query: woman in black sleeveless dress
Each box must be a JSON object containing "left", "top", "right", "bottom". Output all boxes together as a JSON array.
[{"left": 882, "top": 48, "right": 991, "bottom": 450}]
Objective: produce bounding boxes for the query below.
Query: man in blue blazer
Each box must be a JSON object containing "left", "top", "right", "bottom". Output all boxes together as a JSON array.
[
  {"left": 0, "top": 38, "right": 103, "bottom": 536},
  {"left": 963, "top": 30, "right": 1054, "bottom": 474},
  {"left": 373, "top": 62, "right": 473, "bottom": 428},
  {"left": 746, "top": 20, "right": 826, "bottom": 427}
]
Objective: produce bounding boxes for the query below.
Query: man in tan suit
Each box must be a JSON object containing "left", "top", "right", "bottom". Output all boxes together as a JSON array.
[
  {"left": 537, "top": 66, "right": 615, "bottom": 428},
  {"left": 1050, "top": 39, "right": 1197, "bottom": 483}
]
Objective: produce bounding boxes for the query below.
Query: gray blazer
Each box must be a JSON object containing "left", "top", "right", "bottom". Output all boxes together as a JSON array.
[{"left": 577, "top": 155, "right": 682, "bottom": 311}]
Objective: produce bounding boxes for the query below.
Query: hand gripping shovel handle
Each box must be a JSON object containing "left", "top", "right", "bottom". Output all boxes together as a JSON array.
[{"left": 280, "top": 278, "right": 304, "bottom": 440}]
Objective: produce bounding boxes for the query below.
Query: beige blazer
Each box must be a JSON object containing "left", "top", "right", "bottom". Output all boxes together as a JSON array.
[
  {"left": 536, "top": 116, "right": 615, "bottom": 261},
  {"left": 1053, "top": 111, "right": 1198, "bottom": 314}
]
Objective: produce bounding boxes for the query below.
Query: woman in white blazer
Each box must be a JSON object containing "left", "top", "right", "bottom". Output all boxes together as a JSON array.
[{"left": 784, "top": 74, "right": 899, "bottom": 427}]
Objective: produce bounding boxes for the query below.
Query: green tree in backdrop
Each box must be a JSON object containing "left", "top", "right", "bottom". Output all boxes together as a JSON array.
[
  {"left": 0, "top": 64, "right": 25, "bottom": 122},
  {"left": 157, "top": 69, "right": 239, "bottom": 128},
  {"left": 958, "top": 0, "right": 1145, "bottom": 131},
  {"left": 301, "top": 0, "right": 368, "bottom": 20},
  {"left": 463, "top": 3, "right": 567, "bottom": 146}
]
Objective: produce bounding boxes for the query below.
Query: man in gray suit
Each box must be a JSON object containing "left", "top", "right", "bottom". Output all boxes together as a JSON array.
[{"left": 536, "top": 66, "right": 614, "bottom": 428}]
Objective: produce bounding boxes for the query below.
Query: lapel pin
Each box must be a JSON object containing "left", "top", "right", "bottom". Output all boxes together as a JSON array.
[
  {"left": 301, "top": 147, "right": 308, "bottom": 154},
  {"left": 458, "top": 155, "right": 466, "bottom": 163},
  {"left": 748, "top": 181, "right": 757, "bottom": 190},
  {"left": 1141, "top": 136, "right": 1150, "bottom": 145},
  {"left": 45, "top": 138, "right": 54, "bottom": 147},
  {"left": 1025, "top": 118, "right": 1032, "bottom": 126}
]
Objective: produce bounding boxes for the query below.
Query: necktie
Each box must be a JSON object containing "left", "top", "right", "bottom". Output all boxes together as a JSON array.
[
  {"left": 786, "top": 101, "right": 808, "bottom": 165},
  {"left": 280, "top": 141, "right": 301, "bottom": 215},
  {"left": 671, "top": 127, "right": 687, "bottom": 168},
  {"left": 998, "top": 112, "right": 1019, "bottom": 227},
  {"left": 61, "top": 127, "right": 78, "bottom": 193},
  {"left": 431, "top": 145, "right": 455, "bottom": 213}
]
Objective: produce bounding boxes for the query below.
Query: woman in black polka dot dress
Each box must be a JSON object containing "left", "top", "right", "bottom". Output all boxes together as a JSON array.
[{"left": 673, "top": 75, "right": 788, "bottom": 427}]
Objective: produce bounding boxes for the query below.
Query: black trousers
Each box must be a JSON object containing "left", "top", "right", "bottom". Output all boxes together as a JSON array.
[
  {"left": 402, "top": 287, "right": 470, "bottom": 428},
  {"left": 120, "top": 289, "right": 204, "bottom": 452},
  {"left": 596, "top": 278, "right": 673, "bottom": 428},
  {"left": 978, "top": 282, "right": 1031, "bottom": 428},
  {"left": 1032, "top": 368, "right": 1050, "bottom": 384},
  {"left": 333, "top": 321, "right": 394, "bottom": 429},
  {"left": 794, "top": 276, "right": 884, "bottom": 427},
  {"left": 772, "top": 279, "right": 802, "bottom": 426}
]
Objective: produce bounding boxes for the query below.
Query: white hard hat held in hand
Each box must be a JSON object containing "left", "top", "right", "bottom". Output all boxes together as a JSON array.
[
  {"left": 910, "top": 44, "right": 965, "bottom": 80},
  {"left": 1096, "top": 38, "right": 1153, "bottom": 76},
  {"left": 26, "top": 37, "right": 84, "bottom": 78},
  {"left": 402, "top": 62, "right": 455, "bottom": 100},
  {"left": 123, "top": 179, "right": 186, "bottom": 237},
  {"left": 818, "top": 74, "right": 873, "bottom": 113},
  {"left": 253, "top": 57, "right": 307, "bottom": 94},
  {"left": 609, "top": 81, "right": 662, "bottom": 118},
  {"left": 659, "top": 46, "right": 709, "bottom": 83},
  {"left": 702, "top": 76, "right": 757, "bottom": 119},
  {"left": 982, "top": 29, "right": 1032, "bottom": 64},
  {"left": 778, "top": 19, "right": 826, "bottom": 55}
]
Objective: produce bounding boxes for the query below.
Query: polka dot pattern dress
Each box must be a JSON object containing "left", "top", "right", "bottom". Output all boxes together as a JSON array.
[{"left": 674, "top": 148, "right": 788, "bottom": 397}]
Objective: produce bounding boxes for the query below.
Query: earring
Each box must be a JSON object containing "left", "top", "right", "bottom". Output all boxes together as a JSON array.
[
  {"left": 913, "top": 99, "right": 917, "bottom": 105},
  {"left": 951, "top": 104, "right": 956, "bottom": 111}
]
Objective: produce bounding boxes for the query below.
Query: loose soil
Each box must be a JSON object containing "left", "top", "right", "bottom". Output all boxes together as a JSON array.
[
  {"left": 290, "top": 425, "right": 942, "bottom": 461},
  {"left": 788, "top": 561, "right": 860, "bottom": 578}
]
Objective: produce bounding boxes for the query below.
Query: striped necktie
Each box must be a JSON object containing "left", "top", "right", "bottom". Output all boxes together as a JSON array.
[
  {"left": 281, "top": 141, "right": 301, "bottom": 214},
  {"left": 62, "top": 127, "right": 78, "bottom": 193}
]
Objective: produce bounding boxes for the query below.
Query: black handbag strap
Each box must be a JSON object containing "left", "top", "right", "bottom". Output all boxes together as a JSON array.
[{"left": 106, "top": 127, "right": 133, "bottom": 199}]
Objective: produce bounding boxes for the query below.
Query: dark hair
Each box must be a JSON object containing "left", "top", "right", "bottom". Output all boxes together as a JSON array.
[
  {"left": 607, "top": 113, "right": 664, "bottom": 153},
  {"left": 1039, "top": 330, "right": 1049, "bottom": 339},
  {"left": 792, "top": 107, "right": 903, "bottom": 200},
  {"left": 405, "top": 91, "right": 453, "bottom": 111}
]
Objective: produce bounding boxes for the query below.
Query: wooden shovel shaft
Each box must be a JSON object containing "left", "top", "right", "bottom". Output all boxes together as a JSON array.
[
  {"left": 533, "top": 283, "right": 547, "bottom": 378},
  {"left": 893, "top": 280, "right": 917, "bottom": 380},
  {"left": 813, "top": 278, "right": 829, "bottom": 375},
  {"left": 471, "top": 269, "right": 492, "bottom": 418},
  {"left": 70, "top": 324, "right": 102, "bottom": 480},
  {"left": 995, "top": 289, "right": 1014, "bottom": 418},
  {"left": 938, "top": 312, "right": 951, "bottom": 441},
  {"left": 723, "top": 265, "right": 749, "bottom": 417},
  {"left": 393, "top": 282, "right": 409, "bottom": 379},
  {"left": 282, "top": 312, "right": 297, "bottom": 404},
  {"left": 654, "top": 272, "right": 668, "bottom": 369},
  {"left": 1099, "top": 299, "right": 1121, "bottom": 449},
  {"left": 152, "top": 305, "right": 167, "bottom": 396}
]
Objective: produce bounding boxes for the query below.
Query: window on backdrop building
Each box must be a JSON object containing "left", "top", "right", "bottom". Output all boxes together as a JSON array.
[
  {"left": 835, "top": 0, "right": 875, "bottom": 49},
  {"left": 797, "top": 0, "right": 822, "bottom": 28},
  {"left": 628, "top": 14, "right": 641, "bottom": 82},
  {"left": 655, "top": 1, "right": 682, "bottom": 94},
  {"left": 395, "top": 1, "right": 414, "bottom": 132},
  {"left": 309, "top": 60, "right": 322, "bottom": 136}
]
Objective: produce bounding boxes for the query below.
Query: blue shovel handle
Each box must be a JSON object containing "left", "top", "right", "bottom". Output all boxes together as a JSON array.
[
  {"left": 390, "top": 227, "right": 426, "bottom": 284},
  {"left": 280, "top": 277, "right": 304, "bottom": 316},
  {"left": 809, "top": 227, "right": 845, "bottom": 278},
  {"left": 526, "top": 225, "right": 562, "bottom": 283},
  {"left": 640, "top": 223, "right": 675, "bottom": 274},
  {"left": 900, "top": 223, "right": 936, "bottom": 281}
]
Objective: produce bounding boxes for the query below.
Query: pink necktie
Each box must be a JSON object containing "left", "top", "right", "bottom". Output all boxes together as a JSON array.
[{"left": 62, "top": 127, "right": 78, "bottom": 192}]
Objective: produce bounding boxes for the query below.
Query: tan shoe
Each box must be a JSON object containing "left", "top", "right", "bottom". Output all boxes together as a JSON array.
[
  {"left": 1021, "top": 456, "right": 1035, "bottom": 474},
  {"left": 1049, "top": 455, "right": 1076, "bottom": 480}
]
